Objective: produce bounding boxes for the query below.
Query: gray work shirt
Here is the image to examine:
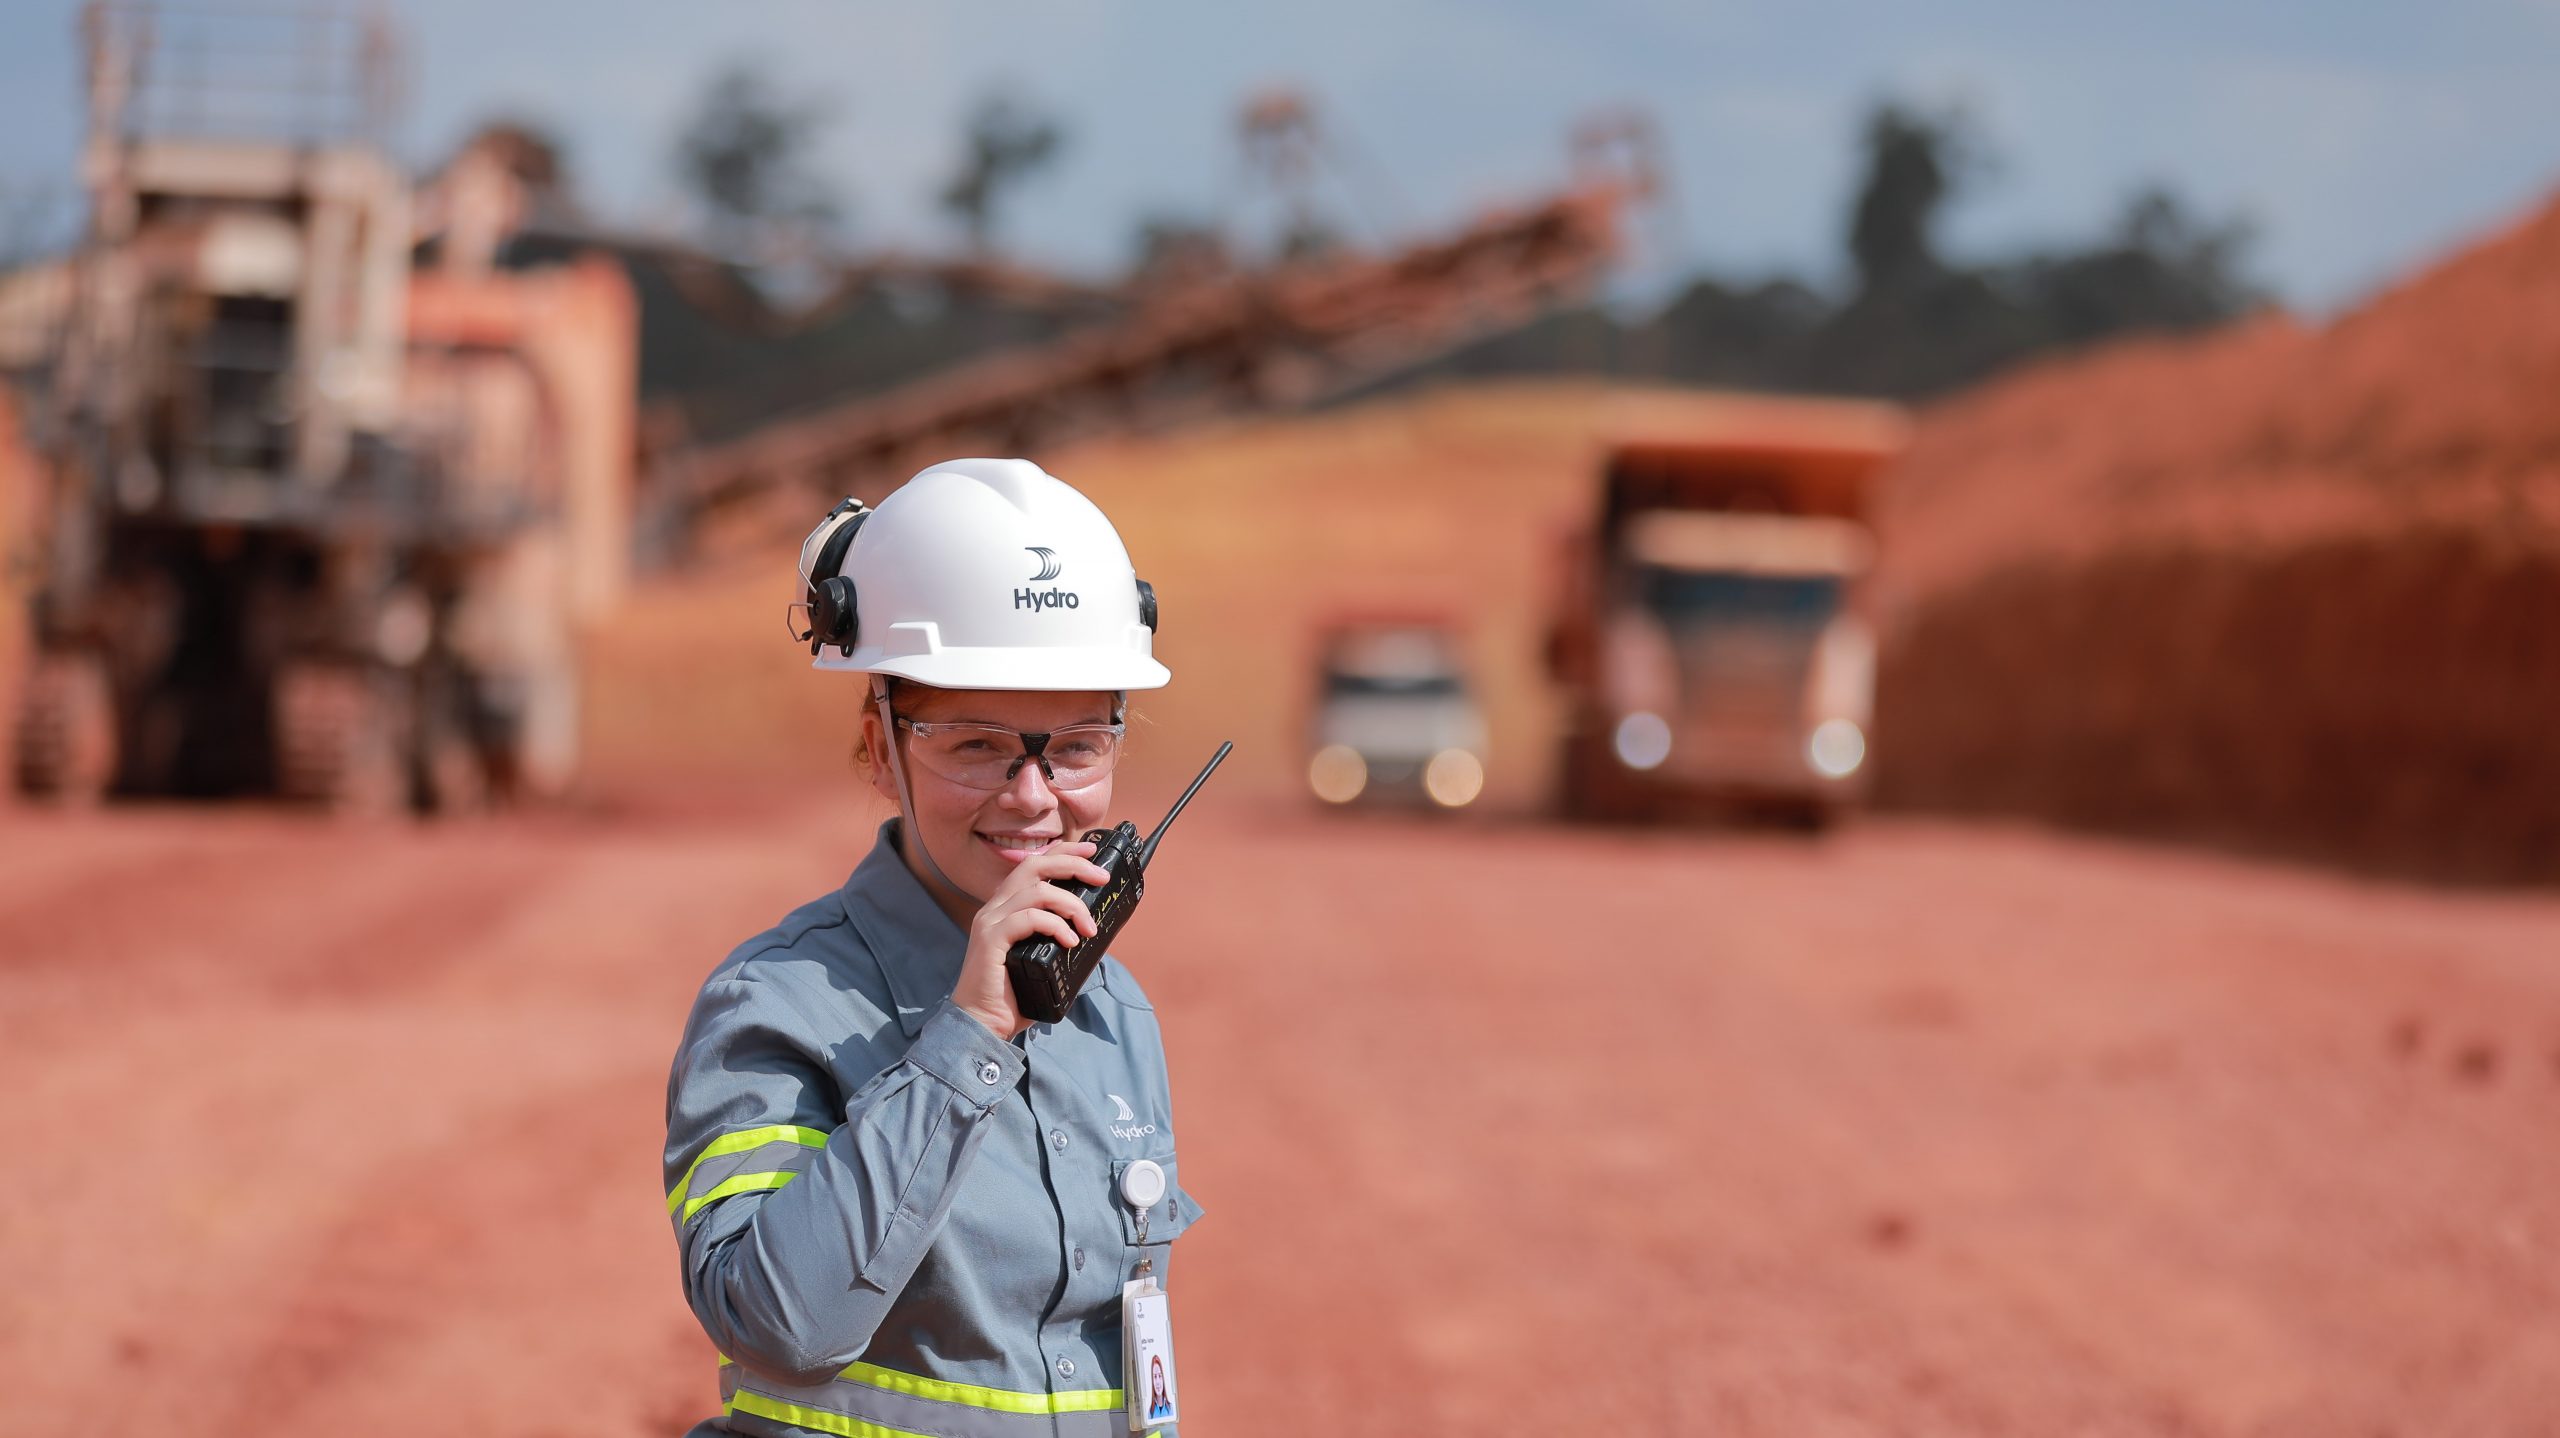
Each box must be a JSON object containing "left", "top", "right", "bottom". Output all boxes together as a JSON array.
[{"left": 664, "top": 820, "right": 1201, "bottom": 1438}]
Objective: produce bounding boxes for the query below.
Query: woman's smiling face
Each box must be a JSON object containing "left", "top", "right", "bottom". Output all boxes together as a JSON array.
[{"left": 863, "top": 683, "right": 1119, "bottom": 909}]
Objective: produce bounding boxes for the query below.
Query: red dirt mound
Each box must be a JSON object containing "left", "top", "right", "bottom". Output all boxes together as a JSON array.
[
  {"left": 1873, "top": 187, "right": 2560, "bottom": 881},
  {"left": 0, "top": 390, "right": 32, "bottom": 732}
]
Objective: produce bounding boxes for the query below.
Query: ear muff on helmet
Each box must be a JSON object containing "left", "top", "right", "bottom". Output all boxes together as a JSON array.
[
  {"left": 1136, "top": 578, "right": 1159, "bottom": 633},
  {"left": 794, "top": 497, "right": 870, "bottom": 656},
  {"left": 809, "top": 572, "right": 860, "bottom": 651}
]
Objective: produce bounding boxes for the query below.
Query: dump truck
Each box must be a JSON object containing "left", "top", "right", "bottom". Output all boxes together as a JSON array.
[
  {"left": 9, "top": 4, "right": 624, "bottom": 812},
  {"left": 1546, "top": 399, "right": 1908, "bottom": 825},
  {"left": 1303, "top": 615, "right": 1488, "bottom": 812}
]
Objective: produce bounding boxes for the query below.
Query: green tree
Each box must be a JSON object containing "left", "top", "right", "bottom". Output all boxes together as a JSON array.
[
  {"left": 940, "top": 95, "right": 1064, "bottom": 256},
  {"left": 1846, "top": 102, "right": 1982, "bottom": 297},
  {"left": 674, "top": 63, "right": 843, "bottom": 261},
  {"left": 1127, "top": 214, "right": 1231, "bottom": 288}
]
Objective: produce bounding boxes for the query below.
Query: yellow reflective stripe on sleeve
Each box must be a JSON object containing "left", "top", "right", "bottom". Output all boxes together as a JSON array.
[
  {"left": 838, "top": 1361, "right": 1122, "bottom": 1415},
  {"left": 681, "top": 1170, "right": 800, "bottom": 1222},
  {"left": 667, "top": 1124, "right": 832, "bottom": 1214},
  {"left": 726, "top": 1390, "right": 933, "bottom": 1438}
]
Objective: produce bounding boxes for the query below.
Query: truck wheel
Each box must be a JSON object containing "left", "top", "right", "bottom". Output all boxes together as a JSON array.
[
  {"left": 478, "top": 659, "right": 579, "bottom": 804},
  {"left": 406, "top": 662, "right": 489, "bottom": 817},
  {"left": 273, "top": 665, "right": 408, "bottom": 817},
  {"left": 1556, "top": 733, "right": 1628, "bottom": 824},
  {"left": 419, "top": 715, "right": 490, "bottom": 816},
  {"left": 1770, "top": 799, "right": 1839, "bottom": 834},
  {"left": 12, "top": 653, "right": 116, "bottom": 804}
]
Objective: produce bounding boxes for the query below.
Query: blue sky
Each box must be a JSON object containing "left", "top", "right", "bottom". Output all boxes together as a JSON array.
[{"left": 4, "top": 1, "right": 2556, "bottom": 310}]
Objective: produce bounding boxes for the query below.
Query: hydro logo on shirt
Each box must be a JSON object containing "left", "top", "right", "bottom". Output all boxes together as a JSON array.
[{"left": 1106, "top": 1093, "right": 1158, "bottom": 1142}]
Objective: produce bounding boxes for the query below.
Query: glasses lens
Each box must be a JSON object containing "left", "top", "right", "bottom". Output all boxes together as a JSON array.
[
  {"left": 902, "top": 724, "right": 1016, "bottom": 788},
  {"left": 902, "top": 722, "right": 1123, "bottom": 791},
  {"left": 1040, "top": 725, "right": 1123, "bottom": 789}
]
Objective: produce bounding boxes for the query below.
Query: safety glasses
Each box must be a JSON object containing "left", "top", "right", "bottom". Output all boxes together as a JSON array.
[{"left": 893, "top": 718, "right": 1126, "bottom": 791}]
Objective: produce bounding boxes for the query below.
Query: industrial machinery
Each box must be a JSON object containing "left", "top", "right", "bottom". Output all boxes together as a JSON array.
[
  {"left": 10, "top": 4, "right": 608, "bottom": 811},
  {"left": 1304, "top": 618, "right": 1488, "bottom": 812},
  {"left": 1546, "top": 400, "right": 1908, "bottom": 826},
  {"left": 652, "top": 106, "right": 1660, "bottom": 538}
]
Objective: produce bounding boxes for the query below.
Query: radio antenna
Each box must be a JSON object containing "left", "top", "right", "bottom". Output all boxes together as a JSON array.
[{"left": 1139, "top": 741, "right": 1233, "bottom": 866}]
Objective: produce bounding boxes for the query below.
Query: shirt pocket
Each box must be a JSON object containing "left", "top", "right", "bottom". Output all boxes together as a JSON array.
[{"left": 1110, "top": 1151, "right": 1202, "bottom": 1249}]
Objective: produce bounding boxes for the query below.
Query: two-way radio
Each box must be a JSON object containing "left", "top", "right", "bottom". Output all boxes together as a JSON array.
[{"left": 1005, "top": 740, "right": 1233, "bottom": 1024}]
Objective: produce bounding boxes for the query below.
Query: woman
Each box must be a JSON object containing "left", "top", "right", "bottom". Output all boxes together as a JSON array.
[{"left": 663, "top": 458, "right": 1201, "bottom": 1438}]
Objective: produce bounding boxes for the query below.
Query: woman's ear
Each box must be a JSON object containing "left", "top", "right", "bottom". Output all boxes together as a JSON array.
[{"left": 857, "top": 705, "right": 898, "bottom": 804}]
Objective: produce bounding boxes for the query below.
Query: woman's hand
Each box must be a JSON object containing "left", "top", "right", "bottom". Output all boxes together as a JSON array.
[{"left": 953, "top": 841, "right": 1111, "bottom": 1040}]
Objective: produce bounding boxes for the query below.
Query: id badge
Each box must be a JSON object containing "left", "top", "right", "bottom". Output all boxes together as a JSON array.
[{"left": 1121, "top": 1274, "right": 1178, "bottom": 1430}]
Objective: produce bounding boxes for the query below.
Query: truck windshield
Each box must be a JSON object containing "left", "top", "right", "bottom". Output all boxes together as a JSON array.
[
  {"left": 1325, "top": 670, "right": 1465, "bottom": 700},
  {"left": 1630, "top": 568, "right": 1841, "bottom": 722},
  {"left": 1636, "top": 569, "right": 1843, "bottom": 628}
]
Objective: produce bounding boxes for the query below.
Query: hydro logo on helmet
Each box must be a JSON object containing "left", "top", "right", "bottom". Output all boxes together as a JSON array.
[{"left": 790, "top": 457, "right": 1168, "bottom": 692}]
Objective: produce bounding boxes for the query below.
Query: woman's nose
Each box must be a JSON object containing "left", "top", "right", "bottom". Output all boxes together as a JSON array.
[{"left": 996, "top": 757, "right": 1060, "bottom": 812}]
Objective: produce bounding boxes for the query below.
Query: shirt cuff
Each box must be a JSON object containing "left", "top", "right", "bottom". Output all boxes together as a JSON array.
[{"left": 903, "top": 999, "right": 1025, "bottom": 1109}]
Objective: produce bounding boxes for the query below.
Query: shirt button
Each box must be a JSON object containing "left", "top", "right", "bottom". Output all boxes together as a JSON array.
[
  {"left": 1073, "top": 1246, "right": 1086, "bottom": 1271},
  {"left": 1055, "top": 1355, "right": 1076, "bottom": 1379},
  {"left": 1049, "top": 1128, "right": 1068, "bottom": 1152},
  {"left": 978, "top": 1060, "right": 1001, "bottom": 1086}
]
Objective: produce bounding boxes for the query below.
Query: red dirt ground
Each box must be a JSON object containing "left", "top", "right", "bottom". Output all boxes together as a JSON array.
[{"left": 4, "top": 795, "right": 2557, "bottom": 1435}]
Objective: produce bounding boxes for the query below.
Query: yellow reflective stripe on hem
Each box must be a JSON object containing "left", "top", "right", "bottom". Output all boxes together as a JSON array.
[
  {"left": 667, "top": 1125, "right": 832, "bottom": 1214},
  {"left": 681, "top": 1170, "right": 799, "bottom": 1222},
  {"left": 715, "top": 1355, "right": 1121, "bottom": 1419},
  {"left": 839, "top": 1360, "right": 1121, "bottom": 1415},
  {"left": 726, "top": 1390, "right": 932, "bottom": 1438}
]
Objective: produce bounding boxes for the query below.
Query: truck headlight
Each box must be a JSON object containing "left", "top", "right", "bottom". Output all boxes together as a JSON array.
[
  {"left": 1808, "top": 718, "right": 1865, "bottom": 779},
  {"left": 1613, "top": 711, "right": 1672, "bottom": 771},
  {"left": 1309, "top": 744, "right": 1368, "bottom": 804},
  {"left": 1423, "top": 749, "right": 1484, "bottom": 808}
]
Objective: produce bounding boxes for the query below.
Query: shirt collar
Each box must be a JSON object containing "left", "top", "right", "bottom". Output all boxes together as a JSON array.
[{"left": 839, "top": 819, "right": 969, "bottom": 1040}]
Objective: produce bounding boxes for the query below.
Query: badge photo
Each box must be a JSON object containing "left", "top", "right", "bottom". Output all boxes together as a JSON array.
[{"left": 1123, "top": 1279, "right": 1177, "bottom": 1429}]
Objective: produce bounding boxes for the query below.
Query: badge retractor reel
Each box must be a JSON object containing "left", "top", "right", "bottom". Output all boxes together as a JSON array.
[{"left": 789, "top": 481, "right": 1230, "bottom": 1024}]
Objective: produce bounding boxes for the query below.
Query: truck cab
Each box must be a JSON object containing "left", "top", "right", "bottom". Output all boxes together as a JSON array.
[{"left": 1305, "top": 617, "right": 1488, "bottom": 812}]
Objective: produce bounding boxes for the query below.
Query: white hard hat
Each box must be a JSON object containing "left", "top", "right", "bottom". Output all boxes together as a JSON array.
[{"left": 794, "top": 458, "right": 1170, "bottom": 691}]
